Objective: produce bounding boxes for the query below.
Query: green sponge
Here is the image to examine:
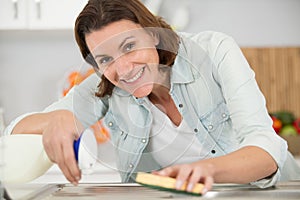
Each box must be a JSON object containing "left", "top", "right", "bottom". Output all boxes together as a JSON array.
[{"left": 135, "top": 172, "right": 203, "bottom": 196}]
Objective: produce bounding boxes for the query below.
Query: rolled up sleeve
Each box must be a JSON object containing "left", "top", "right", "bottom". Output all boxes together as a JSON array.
[{"left": 211, "top": 32, "right": 288, "bottom": 187}]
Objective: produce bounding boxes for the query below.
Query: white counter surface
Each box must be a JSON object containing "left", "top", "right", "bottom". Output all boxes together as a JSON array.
[
  {"left": 5, "top": 162, "right": 121, "bottom": 199},
  {"left": 4, "top": 157, "right": 300, "bottom": 200},
  {"left": 30, "top": 156, "right": 300, "bottom": 184},
  {"left": 31, "top": 162, "right": 121, "bottom": 184}
]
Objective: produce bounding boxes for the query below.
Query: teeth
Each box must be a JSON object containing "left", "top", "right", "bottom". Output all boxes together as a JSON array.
[{"left": 125, "top": 67, "right": 144, "bottom": 83}]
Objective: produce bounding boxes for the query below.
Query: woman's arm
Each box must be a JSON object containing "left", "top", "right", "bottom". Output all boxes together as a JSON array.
[
  {"left": 201, "top": 146, "right": 277, "bottom": 184},
  {"left": 11, "top": 110, "right": 84, "bottom": 185},
  {"left": 6, "top": 73, "right": 105, "bottom": 185},
  {"left": 7, "top": 79, "right": 101, "bottom": 184},
  {"left": 12, "top": 112, "right": 54, "bottom": 135},
  {"left": 155, "top": 146, "right": 277, "bottom": 194},
  {"left": 210, "top": 32, "right": 287, "bottom": 183},
  {"left": 12, "top": 110, "right": 83, "bottom": 137}
]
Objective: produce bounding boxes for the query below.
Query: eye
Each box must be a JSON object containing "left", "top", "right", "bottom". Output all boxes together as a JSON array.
[
  {"left": 123, "top": 42, "right": 135, "bottom": 52},
  {"left": 99, "top": 56, "right": 113, "bottom": 65}
]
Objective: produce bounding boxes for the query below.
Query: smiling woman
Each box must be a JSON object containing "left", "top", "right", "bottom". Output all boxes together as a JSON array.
[
  {"left": 4, "top": 0, "right": 300, "bottom": 196},
  {"left": 75, "top": 0, "right": 179, "bottom": 97}
]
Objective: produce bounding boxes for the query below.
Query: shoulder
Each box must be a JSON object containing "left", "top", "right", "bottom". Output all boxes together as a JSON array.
[
  {"left": 76, "top": 73, "right": 101, "bottom": 91},
  {"left": 178, "top": 31, "right": 234, "bottom": 45},
  {"left": 71, "top": 72, "right": 103, "bottom": 102},
  {"left": 178, "top": 31, "right": 237, "bottom": 56}
]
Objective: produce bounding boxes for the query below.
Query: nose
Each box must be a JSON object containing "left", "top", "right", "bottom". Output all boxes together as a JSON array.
[{"left": 113, "top": 54, "right": 133, "bottom": 77}]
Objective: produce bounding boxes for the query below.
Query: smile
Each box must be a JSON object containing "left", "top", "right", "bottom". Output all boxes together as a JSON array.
[{"left": 124, "top": 67, "right": 145, "bottom": 83}]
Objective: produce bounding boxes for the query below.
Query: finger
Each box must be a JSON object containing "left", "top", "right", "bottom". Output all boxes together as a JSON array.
[
  {"left": 202, "top": 176, "right": 214, "bottom": 195},
  {"left": 186, "top": 167, "right": 203, "bottom": 192},
  {"left": 43, "top": 144, "right": 54, "bottom": 162},
  {"left": 62, "top": 140, "right": 81, "bottom": 183},
  {"left": 54, "top": 141, "right": 78, "bottom": 184},
  {"left": 175, "top": 165, "right": 192, "bottom": 190},
  {"left": 57, "top": 159, "right": 77, "bottom": 184},
  {"left": 43, "top": 136, "right": 58, "bottom": 163}
]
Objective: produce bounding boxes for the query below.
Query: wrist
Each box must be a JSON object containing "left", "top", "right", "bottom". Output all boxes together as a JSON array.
[
  {"left": 48, "top": 110, "right": 83, "bottom": 138},
  {"left": 193, "top": 160, "right": 217, "bottom": 177}
]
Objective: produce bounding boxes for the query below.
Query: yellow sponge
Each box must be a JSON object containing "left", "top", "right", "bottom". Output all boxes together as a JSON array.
[{"left": 135, "top": 172, "right": 204, "bottom": 195}]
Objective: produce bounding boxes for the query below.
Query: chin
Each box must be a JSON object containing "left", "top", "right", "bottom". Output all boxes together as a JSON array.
[{"left": 132, "top": 84, "right": 153, "bottom": 98}]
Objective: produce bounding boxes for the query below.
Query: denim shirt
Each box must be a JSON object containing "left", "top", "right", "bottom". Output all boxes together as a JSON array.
[{"left": 5, "top": 31, "right": 300, "bottom": 188}]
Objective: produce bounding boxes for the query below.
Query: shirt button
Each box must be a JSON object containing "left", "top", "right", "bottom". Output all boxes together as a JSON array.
[
  {"left": 141, "top": 139, "right": 147, "bottom": 143},
  {"left": 120, "top": 131, "right": 124, "bottom": 135},
  {"left": 208, "top": 125, "right": 213, "bottom": 130},
  {"left": 178, "top": 104, "right": 183, "bottom": 108},
  {"left": 108, "top": 122, "right": 113, "bottom": 127},
  {"left": 211, "top": 149, "right": 216, "bottom": 154},
  {"left": 194, "top": 128, "right": 198, "bottom": 133},
  {"left": 129, "top": 163, "right": 134, "bottom": 168},
  {"left": 222, "top": 113, "right": 227, "bottom": 118}
]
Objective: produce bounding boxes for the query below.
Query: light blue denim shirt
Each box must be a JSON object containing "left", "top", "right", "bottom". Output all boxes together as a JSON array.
[{"left": 5, "top": 31, "right": 300, "bottom": 187}]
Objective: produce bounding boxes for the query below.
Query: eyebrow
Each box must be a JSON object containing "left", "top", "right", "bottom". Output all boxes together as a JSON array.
[
  {"left": 94, "top": 54, "right": 107, "bottom": 60},
  {"left": 119, "top": 36, "right": 135, "bottom": 50},
  {"left": 94, "top": 36, "right": 135, "bottom": 60}
]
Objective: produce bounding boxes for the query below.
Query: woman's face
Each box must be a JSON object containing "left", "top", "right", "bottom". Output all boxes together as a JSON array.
[{"left": 86, "top": 20, "right": 160, "bottom": 98}]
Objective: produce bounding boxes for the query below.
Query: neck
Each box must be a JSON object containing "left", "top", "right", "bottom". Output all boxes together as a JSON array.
[
  {"left": 149, "top": 65, "right": 172, "bottom": 103},
  {"left": 149, "top": 84, "right": 171, "bottom": 104},
  {"left": 148, "top": 83, "right": 182, "bottom": 127}
]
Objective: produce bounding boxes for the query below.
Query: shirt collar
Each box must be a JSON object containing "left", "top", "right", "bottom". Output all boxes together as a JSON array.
[{"left": 170, "top": 36, "right": 196, "bottom": 84}]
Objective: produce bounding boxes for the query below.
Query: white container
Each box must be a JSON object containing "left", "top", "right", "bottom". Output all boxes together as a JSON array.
[{"left": 1, "top": 134, "right": 52, "bottom": 184}]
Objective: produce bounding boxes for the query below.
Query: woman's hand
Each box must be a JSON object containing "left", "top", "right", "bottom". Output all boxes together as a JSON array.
[
  {"left": 152, "top": 146, "right": 278, "bottom": 195},
  {"left": 42, "top": 110, "right": 84, "bottom": 185},
  {"left": 153, "top": 161, "right": 215, "bottom": 195}
]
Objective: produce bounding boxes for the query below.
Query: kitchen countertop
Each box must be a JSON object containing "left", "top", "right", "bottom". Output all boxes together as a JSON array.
[
  {"left": 31, "top": 162, "right": 122, "bottom": 184},
  {"left": 4, "top": 162, "right": 122, "bottom": 199},
  {"left": 4, "top": 157, "right": 300, "bottom": 200},
  {"left": 4, "top": 181, "right": 300, "bottom": 200}
]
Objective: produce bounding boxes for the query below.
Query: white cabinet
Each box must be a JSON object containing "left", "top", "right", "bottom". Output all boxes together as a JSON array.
[
  {"left": 27, "top": 0, "right": 88, "bottom": 29},
  {"left": 0, "top": 0, "right": 27, "bottom": 29},
  {"left": 0, "top": 0, "right": 88, "bottom": 30}
]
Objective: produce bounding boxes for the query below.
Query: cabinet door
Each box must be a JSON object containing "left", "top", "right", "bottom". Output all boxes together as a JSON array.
[
  {"left": 28, "top": 0, "right": 88, "bottom": 29},
  {"left": 0, "top": 0, "right": 27, "bottom": 29}
]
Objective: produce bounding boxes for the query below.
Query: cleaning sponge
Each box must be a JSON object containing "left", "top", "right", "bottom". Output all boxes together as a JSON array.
[{"left": 135, "top": 172, "right": 204, "bottom": 195}]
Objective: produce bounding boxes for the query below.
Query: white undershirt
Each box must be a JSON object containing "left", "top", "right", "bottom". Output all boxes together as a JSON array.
[{"left": 148, "top": 104, "right": 206, "bottom": 168}]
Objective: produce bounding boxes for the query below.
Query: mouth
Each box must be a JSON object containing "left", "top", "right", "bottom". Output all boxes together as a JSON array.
[{"left": 122, "top": 66, "right": 145, "bottom": 84}]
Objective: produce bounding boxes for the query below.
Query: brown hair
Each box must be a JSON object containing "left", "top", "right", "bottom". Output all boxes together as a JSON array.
[{"left": 75, "top": 0, "right": 179, "bottom": 97}]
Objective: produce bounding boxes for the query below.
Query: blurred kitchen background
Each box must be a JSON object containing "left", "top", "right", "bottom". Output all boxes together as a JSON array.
[{"left": 0, "top": 0, "right": 300, "bottom": 124}]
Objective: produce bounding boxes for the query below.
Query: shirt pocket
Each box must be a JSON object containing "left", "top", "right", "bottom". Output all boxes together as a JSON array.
[
  {"left": 103, "top": 111, "right": 129, "bottom": 147},
  {"left": 200, "top": 102, "right": 231, "bottom": 146},
  {"left": 103, "top": 111, "right": 133, "bottom": 172}
]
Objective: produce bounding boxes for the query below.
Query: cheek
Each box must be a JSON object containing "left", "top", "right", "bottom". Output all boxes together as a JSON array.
[
  {"left": 150, "top": 51, "right": 159, "bottom": 63},
  {"left": 149, "top": 48, "right": 160, "bottom": 64},
  {"left": 103, "top": 67, "right": 117, "bottom": 84},
  {"left": 134, "top": 48, "right": 159, "bottom": 63}
]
